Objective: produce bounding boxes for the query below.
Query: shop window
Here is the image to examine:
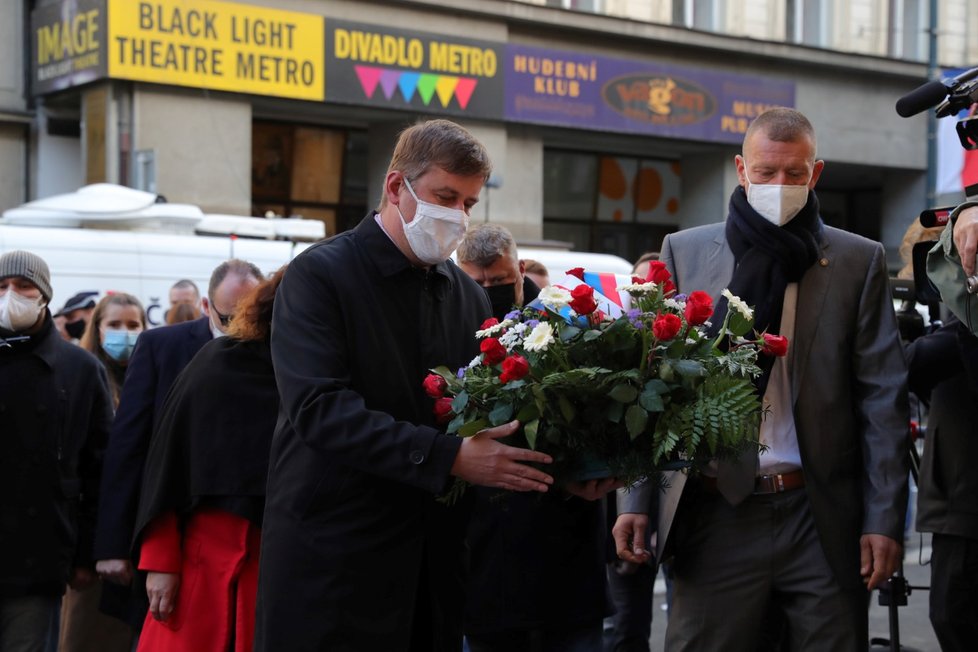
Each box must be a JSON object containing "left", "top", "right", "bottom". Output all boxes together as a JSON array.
[
  {"left": 251, "top": 122, "right": 367, "bottom": 237},
  {"left": 543, "top": 149, "right": 680, "bottom": 263}
]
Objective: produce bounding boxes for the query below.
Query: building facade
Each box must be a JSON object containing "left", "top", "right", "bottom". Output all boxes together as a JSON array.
[{"left": 3, "top": 0, "right": 973, "bottom": 267}]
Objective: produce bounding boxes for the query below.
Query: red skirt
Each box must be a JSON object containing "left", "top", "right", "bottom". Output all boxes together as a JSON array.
[{"left": 137, "top": 508, "right": 261, "bottom": 652}]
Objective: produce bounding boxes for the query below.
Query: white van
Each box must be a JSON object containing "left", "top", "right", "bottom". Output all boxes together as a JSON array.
[
  {"left": 1, "top": 184, "right": 633, "bottom": 326},
  {"left": 0, "top": 185, "right": 320, "bottom": 326}
]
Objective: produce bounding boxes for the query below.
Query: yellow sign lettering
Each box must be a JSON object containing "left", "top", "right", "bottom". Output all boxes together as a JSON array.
[
  {"left": 37, "top": 9, "right": 99, "bottom": 65},
  {"left": 429, "top": 42, "right": 496, "bottom": 77}
]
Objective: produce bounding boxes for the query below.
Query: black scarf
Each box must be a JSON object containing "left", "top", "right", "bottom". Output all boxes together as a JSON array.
[
  {"left": 134, "top": 336, "right": 278, "bottom": 546},
  {"left": 712, "top": 186, "right": 822, "bottom": 395}
]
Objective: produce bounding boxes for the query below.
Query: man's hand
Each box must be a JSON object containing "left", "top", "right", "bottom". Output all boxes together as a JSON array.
[
  {"left": 95, "top": 559, "right": 132, "bottom": 586},
  {"left": 953, "top": 205, "right": 978, "bottom": 277},
  {"left": 860, "top": 534, "right": 902, "bottom": 590},
  {"left": 451, "top": 420, "right": 554, "bottom": 492},
  {"left": 564, "top": 477, "right": 624, "bottom": 501},
  {"left": 68, "top": 567, "right": 97, "bottom": 591},
  {"left": 146, "top": 571, "right": 181, "bottom": 622},
  {"left": 612, "top": 512, "right": 652, "bottom": 565}
]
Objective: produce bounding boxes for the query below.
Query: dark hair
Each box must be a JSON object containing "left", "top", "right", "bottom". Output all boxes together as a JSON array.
[
  {"left": 632, "top": 251, "right": 660, "bottom": 274},
  {"left": 379, "top": 119, "right": 491, "bottom": 209},
  {"left": 226, "top": 265, "right": 287, "bottom": 342},
  {"left": 208, "top": 259, "right": 264, "bottom": 299},
  {"left": 170, "top": 279, "right": 200, "bottom": 296}
]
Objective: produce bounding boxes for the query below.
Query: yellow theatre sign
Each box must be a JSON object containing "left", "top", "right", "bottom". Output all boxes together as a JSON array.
[
  {"left": 31, "top": 0, "right": 325, "bottom": 100},
  {"left": 107, "top": 0, "right": 324, "bottom": 100}
]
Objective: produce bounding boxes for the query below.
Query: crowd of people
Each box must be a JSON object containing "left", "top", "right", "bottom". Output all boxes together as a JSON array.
[{"left": 1, "top": 110, "right": 976, "bottom": 652}]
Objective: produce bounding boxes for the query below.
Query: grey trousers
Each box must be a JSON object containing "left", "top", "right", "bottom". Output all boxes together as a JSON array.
[
  {"left": 0, "top": 595, "right": 60, "bottom": 652},
  {"left": 664, "top": 486, "right": 868, "bottom": 652}
]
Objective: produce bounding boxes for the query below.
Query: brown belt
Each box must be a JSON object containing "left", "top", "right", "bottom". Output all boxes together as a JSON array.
[{"left": 699, "top": 469, "right": 805, "bottom": 495}]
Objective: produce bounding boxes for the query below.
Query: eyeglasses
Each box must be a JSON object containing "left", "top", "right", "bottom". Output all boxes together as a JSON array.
[{"left": 213, "top": 308, "right": 233, "bottom": 326}]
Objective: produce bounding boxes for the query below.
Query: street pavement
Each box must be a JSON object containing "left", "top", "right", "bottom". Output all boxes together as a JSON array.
[{"left": 646, "top": 517, "right": 941, "bottom": 651}]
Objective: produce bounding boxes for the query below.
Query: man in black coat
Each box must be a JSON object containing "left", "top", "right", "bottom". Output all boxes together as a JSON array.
[
  {"left": 909, "top": 317, "right": 978, "bottom": 651},
  {"left": 456, "top": 223, "right": 618, "bottom": 651},
  {"left": 93, "top": 260, "right": 262, "bottom": 588},
  {"left": 255, "top": 119, "right": 555, "bottom": 652},
  {"left": 0, "top": 250, "right": 113, "bottom": 649}
]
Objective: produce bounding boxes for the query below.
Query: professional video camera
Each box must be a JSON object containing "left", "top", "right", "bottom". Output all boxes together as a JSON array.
[{"left": 896, "top": 66, "right": 978, "bottom": 150}]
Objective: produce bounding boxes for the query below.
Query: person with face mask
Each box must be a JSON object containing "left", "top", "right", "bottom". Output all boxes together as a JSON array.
[
  {"left": 254, "top": 119, "right": 555, "bottom": 652},
  {"left": 0, "top": 250, "right": 114, "bottom": 650},
  {"left": 93, "top": 260, "right": 262, "bottom": 635},
  {"left": 54, "top": 291, "right": 99, "bottom": 343},
  {"left": 457, "top": 223, "right": 539, "bottom": 320},
  {"left": 58, "top": 293, "right": 146, "bottom": 651},
  {"left": 613, "top": 108, "right": 910, "bottom": 651},
  {"left": 456, "top": 223, "right": 617, "bottom": 651}
]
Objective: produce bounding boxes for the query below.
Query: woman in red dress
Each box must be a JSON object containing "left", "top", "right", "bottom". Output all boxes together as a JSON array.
[{"left": 133, "top": 268, "right": 284, "bottom": 652}]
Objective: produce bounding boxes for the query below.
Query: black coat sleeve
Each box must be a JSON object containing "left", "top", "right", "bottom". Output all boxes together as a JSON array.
[{"left": 93, "top": 334, "right": 160, "bottom": 559}]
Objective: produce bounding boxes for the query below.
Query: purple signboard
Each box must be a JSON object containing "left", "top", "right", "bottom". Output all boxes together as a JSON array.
[{"left": 505, "top": 44, "right": 795, "bottom": 143}]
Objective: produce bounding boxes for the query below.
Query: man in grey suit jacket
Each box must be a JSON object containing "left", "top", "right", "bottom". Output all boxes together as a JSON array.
[{"left": 613, "top": 108, "right": 909, "bottom": 651}]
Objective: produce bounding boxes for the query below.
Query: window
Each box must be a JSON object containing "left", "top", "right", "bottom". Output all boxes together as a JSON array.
[
  {"left": 786, "top": 0, "right": 831, "bottom": 47},
  {"left": 251, "top": 122, "right": 367, "bottom": 237},
  {"left": 543, "top": 149, "right": 680, "bottom": 261},
  {"left": 673, "top": 0, "right": 722, "bottom": 31}
]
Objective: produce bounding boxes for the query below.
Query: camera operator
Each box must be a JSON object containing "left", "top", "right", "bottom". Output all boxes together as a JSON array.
[
  {"left": 952, "top": 204, "right": 978, "bottom": 277},
  {"left": 908, "top": 312, "right": 978, "bottom": 652}
]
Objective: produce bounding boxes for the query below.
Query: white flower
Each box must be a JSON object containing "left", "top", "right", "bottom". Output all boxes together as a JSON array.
[
  {"left": 467, "top": 355, "right": 482, "bottom": 369},
  {"left": 538, "top": 286, "right": 572, "bottom": 310},
  {"left": 523, "top": 321, "right": 556, "bottom": 352},
  {"left": 663, "top": 298, "right": 684, "bottom": 311},
  {"left": 475, "top": 318, "right": 513, "bottom": 338},
  {"left": 618, "top": 282, "right": 656, "bottom": 295},
  {"left": 499, "top": 323, "right": 528, "bottom": 350},
  {"left": 722, "top": 289, "right": 753, "bottom": 320}
]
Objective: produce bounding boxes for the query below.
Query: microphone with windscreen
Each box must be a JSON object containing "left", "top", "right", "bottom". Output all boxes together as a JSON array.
[{"left": 895, "top": 68, "right": 978, "bottom": 118}]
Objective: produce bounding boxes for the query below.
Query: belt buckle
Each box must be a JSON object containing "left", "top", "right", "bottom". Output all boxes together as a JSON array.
[{"left": 753, "top": 474, "right": 783, "bottom": 495}]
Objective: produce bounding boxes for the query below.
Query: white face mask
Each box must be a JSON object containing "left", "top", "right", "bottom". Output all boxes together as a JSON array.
[
  {"left": 745, "top": 171, "right": 811, "bottom": 226},
  {"left": 397, "top": 178, "right": 469, "bottom": 265},
  {"left": 0, "top": 291, "right": 46, "bottom": 333}
]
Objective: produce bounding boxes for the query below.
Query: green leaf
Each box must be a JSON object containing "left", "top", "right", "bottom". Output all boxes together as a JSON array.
[
  {"left": 488, "top": 402, "right": 514, "bottom": 426},
  {"left": 558, "top": 395, "right": 576, "bottom": 422},
  {"left": 451, "top": 391, "right": 469, "bottom": 413},
  {"left": 607, "top": 400, "right": 624, "bottom": 423},
  {"left": 639, "top": 388, "right": 664, "bottom": 412},
  {"left": 431, "top": 365, "right": 456, "bottom": 381},
  {"left": 608, "top": 384, "right": 639, "bottom": 403},
  {"left": 458, "top": 418, "right": 488, "bottom": 437},
  {"left": 728, "top": 311, "right": 753, "bottom": 337},
  {"left": 583, "top": 329, "right": 602, "bottom": 342},
  {"left": 645, "top": 379, "right": 669, "bottom": 394},
  {"left": 626, "top": 405, "right": 649, "bottom": 440},
  {"left": 560, "top": 326, "right": 582, "bottom": 342},
  {"left": 674, "top": 360, "right": 707, "bottom": 378},
  {"left": 515, "top": 402, "right": 540, "bottom": 423},
  {"left": 446, "top": 412, "right": 466, "bottom": 435},
  {"left": 524, "top": 419, "right": 539, "bottom": 449}
]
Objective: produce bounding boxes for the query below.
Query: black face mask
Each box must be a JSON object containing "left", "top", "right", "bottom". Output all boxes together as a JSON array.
[
  {"left": 65, "top": 319, "right": 87, "bottom": 340},
  {"left": 484, "top": 283, "right": 517, "bottom": 321}
]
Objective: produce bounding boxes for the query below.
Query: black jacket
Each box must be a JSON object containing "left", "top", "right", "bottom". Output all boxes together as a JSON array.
[
  {"left": 909, "top": 318, "right": 978, "bottom": 540},
  {"left": 94, "top": 317, "right": 212, "bottom": 560},
  {"left": 255, "top": 214, "right": 490, "bottom": 652},
  {"left": 0, "top": 315, "right": 113, "bottom": 597}
]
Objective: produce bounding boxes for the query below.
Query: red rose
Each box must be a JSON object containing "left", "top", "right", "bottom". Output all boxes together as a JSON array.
[
  {"left": 569, "top": 284, "right": 598, "bottom": 315},
  {"left": 761, "top": 333, "right": 789, "bottom": 357},
  {"left": 662, "top": 280, "right": 677, "bottom": 296},
  {"left": 652, "top": 313, "right": 682, "bottom": 340},
  {"left": 645, "top": 261, "right": 672, "bottom": 285},
  {"left": 499, "top": 354, "right": 530, "bottom": 384},
  {"left": 566, "top": 267, "right": 585, "bottom": 280},
  {"left": 433, "top": 397, "right": 454, "bottom": 425},
  {"left": 480, "top": 317, "right": 499, "bottom": 330},
  {"left": 592, "top": 309, "right": 607, "bottom": 323},
  {"left": 480, "top": 338, "right": 507, "bottom": 365},
  {"left": 422, "top": 373, "right": 448, "bottom": 398},
  {"left": 684, "top": 291, "right": 714, "bottom": 326}
]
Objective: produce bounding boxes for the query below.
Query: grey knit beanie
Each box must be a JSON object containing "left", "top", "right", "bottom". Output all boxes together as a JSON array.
[{"left": 0, "top": 250, "right": 53, "bottom": 302}]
